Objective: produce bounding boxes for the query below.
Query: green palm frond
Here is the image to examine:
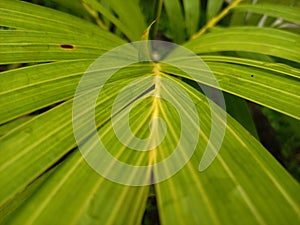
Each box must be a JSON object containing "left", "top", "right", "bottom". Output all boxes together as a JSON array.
[{"left": 0, "top": 0, "right": 299, "bottom": 225}]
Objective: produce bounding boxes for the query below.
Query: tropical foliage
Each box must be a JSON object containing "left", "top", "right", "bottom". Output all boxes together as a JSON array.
[{"left": 0, "top": 0, "right": 299, "bottom": 224}]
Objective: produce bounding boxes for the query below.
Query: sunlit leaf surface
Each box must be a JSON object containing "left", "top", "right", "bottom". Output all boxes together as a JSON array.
[{"left": 0, "top": 1, "right": 299, "bottom": 225}]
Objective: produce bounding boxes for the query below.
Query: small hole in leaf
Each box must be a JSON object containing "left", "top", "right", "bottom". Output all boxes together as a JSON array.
[
  {"left": 251, "top": 75, "right": 254, "bottom": 77},
  {"left": 60, "top": 44, "right": 74, "bottom": 49}
]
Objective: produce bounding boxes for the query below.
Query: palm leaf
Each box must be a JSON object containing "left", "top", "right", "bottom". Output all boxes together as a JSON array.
[
  {"left": 161, "top": 56, "right": 300, "bottom": 119},
  {"left": 156, "top": 76, "right": 300, "bottom": 225},
  {"left": 0, "top": 1, "right": 300, "bottom": 225},
  {"left": 233, "top": 3, "right": 300, "bottom": 24},
  {"left": 182, "top": 0, "right": 200, "bottom": 37},
  {"left": 184, "top": 27, "right": 300, "bottom": 63},
  {"left": 207, "top": 0, "right": 224, "bottom": 21},
  {"left": 162, "top": 0, "right": 186, "bottom": 43}
]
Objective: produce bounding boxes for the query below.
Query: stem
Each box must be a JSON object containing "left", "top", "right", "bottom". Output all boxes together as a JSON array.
[
  {"left": 191, "top": 0, "right": 243, "bottom": 40},
  {"left": 153, "top": 0, "right": 163, "bottom": 39}
]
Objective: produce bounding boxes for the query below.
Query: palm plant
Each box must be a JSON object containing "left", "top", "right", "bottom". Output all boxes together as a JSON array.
[{"left": 0, "top": 0, "right": 299, "bottom": 224}]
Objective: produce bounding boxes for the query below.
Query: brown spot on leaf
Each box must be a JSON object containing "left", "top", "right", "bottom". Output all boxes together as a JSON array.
[{"left": 60, "top": 44, "right": 75, "bottom": 49}]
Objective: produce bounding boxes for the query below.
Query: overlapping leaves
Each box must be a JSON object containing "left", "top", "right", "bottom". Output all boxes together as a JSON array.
[{"left": 0, "top": 1, "right": 299, "bottom": 225}]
